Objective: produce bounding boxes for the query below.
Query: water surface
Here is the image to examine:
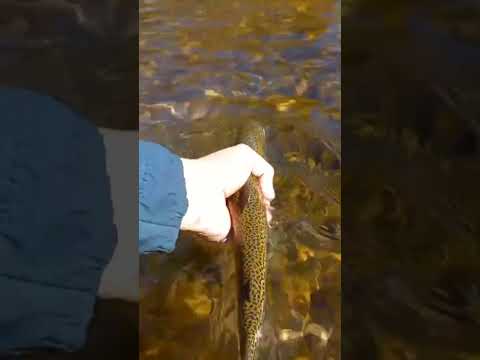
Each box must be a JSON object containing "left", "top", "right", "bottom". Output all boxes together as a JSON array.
[{"left": 139, "top": 1, "right": 341, "bottom": 359}]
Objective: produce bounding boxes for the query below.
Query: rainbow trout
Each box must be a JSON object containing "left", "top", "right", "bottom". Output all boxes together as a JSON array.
[{"left": 227, "top": 122, "right": 269, "bottom": 360}]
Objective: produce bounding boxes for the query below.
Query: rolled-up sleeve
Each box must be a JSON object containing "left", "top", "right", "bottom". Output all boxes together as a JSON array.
[{"left": 139, "top": 141, "right": 188, "bottom": 253}]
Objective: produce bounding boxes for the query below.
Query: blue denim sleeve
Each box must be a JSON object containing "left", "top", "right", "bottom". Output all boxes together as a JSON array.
[
  {"left": 139, "top": 141, "right": 188, "bottom": 253},
  {"left": 0, "top": 87, "right": 117, "bottom": 352}
]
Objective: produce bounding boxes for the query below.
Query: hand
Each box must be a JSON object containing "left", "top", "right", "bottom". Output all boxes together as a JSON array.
[{"left": 180, "top": 144, "right": 275, "bottom": 242}]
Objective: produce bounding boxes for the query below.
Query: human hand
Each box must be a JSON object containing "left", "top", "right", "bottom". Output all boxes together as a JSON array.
[{"left": 180, "top": 144, "right": 275, "bottom": 242}]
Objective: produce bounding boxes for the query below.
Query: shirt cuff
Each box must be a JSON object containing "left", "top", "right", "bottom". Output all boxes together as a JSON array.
[{"left": 139, "top": 141, "right": 188, "bottom": 253}]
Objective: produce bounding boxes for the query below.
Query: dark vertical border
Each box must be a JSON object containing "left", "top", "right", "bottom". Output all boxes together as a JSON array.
[
  {"left": 343, "top": 0, "right": 480, "bottom": 358},
  {"left": 0, "top": 1, "right": 139, "bottom": 358}
]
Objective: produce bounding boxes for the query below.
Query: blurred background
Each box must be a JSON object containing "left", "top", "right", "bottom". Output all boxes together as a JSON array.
[
  {"left": 343, "top": 0, "right": 480, "bottom": 359},
  {"left": 0, "top": 1, "right": 138, "bottom": 359},
  {"left": 0, "top": 0, "right": 137, "bottom": 130}
]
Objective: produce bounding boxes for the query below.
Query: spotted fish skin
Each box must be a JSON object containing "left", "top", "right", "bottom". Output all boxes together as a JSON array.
[{"left": 228, "top": 121, "right": 269, "bottom": 360}]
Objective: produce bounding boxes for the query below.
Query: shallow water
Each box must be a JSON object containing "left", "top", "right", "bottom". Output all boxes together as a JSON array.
[{"left": 139, "top": 1, "right": 341, "bottom": 359}]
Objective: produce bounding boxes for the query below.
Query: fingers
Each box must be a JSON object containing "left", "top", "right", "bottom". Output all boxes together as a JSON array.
[
  {"left": 266, "top": 203, "right": 273, "bottom": 225},
  {"left": 248, "top": 147, "right": 275, "bottom": 202},
  {"left": 208, "top": 233, "right": 228, "bottom": 243},
  {"left": 187, "top": 144, "right": 275, "bottom": 245}
]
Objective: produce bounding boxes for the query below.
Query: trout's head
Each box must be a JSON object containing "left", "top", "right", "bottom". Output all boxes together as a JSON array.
[{"left": 239, "top": 121, "right": 266, "bottom": 157}]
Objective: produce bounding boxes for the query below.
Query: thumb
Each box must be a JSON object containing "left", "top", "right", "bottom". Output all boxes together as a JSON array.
[{"left": 206, "top": 197, "right": 232, "bottom": 243}]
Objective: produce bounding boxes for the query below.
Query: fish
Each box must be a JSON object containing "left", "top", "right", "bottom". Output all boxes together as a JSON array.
[{"left": 227, "top": 121, "right": 270, "bottom": 360}]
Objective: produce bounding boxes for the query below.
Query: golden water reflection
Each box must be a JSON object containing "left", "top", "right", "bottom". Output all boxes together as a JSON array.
[{"left": 140, "top": 0, "right": 340, "bottom": 359}]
